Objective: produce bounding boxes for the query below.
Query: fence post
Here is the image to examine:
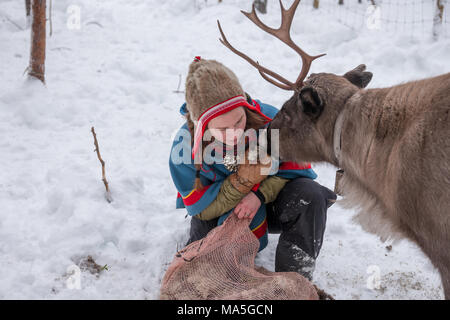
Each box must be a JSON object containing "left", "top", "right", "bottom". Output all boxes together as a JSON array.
[
  {"left": 433, "top": 0, "right": 445, "bottom": 39},
  {"left": 253, "top": 0, "right": 267, "bottom": 14},
  {"left": 313, "top": 0, "right": 319, "bottom": 9},
  {"left": 25, "top": 0, "right": 31, "bottom": 27}
]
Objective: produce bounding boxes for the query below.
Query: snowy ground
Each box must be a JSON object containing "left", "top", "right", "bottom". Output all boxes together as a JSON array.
[{"left": 0, "top": 0, "right": 448, "bottom": 299}]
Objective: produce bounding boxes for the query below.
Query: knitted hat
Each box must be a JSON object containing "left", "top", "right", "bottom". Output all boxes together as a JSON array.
[{"left": 185, "top": 57, "right": 245, "bottom": 123}]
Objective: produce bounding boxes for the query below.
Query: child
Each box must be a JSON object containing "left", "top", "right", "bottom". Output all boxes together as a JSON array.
[{"left": 169, "top": 57, "right": 336, "bottom": 280}]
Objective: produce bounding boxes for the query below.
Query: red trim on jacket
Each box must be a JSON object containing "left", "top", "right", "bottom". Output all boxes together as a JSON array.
[
  {"left": 252, "top": 218, "right": 268, "bottom": 239},
  {"left": 182, "top": 185, "right": 212, "bottom": 206},
  {"left": 279, "top": 162, "right": 312, "bottom": 171},
  {"left": 251, "top": 183, "right": 260, "bottom": 192}
]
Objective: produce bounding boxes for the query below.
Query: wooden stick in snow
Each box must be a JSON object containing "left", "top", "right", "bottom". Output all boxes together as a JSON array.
[
  {"left": 91, "top": 127, "right": 113, "bottom": 203},
  {"left": 173, "top": 74, "right": 184, "bottom": 94}
]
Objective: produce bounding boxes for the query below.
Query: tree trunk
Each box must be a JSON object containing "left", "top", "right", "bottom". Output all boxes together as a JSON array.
[
  {"left": 313, "top": 0, "right": 319, "bottom": 9},
  {"left": 28, "top": 0, "right": 46, "bottom": 83}
]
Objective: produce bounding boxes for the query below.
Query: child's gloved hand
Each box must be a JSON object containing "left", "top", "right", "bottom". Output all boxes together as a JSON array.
[{"left": 229, "top": 148, "right": 272, "bottom": 194}]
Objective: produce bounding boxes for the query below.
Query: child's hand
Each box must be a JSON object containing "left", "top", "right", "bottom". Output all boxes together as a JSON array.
[{"left": 234, "top": 192, "right": 262, "bottom": 219}]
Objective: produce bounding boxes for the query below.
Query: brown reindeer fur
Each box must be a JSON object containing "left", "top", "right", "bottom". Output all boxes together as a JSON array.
[{"left": 269, "top": 67, "right": 450, "bottom": 299}]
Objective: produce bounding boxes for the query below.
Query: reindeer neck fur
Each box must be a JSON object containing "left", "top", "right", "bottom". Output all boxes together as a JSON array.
[{"left": 335, "top": 86, "right": 408, "bottom": 242}]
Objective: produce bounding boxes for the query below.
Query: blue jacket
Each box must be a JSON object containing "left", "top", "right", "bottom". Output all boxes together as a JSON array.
[{"left": 169, "top": 99, "right": 318, "bottom": 251}]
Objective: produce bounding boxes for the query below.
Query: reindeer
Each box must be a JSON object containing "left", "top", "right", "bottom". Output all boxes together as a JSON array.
[{"left": 218, "top": 0, "right": 450, "bottom": 299}]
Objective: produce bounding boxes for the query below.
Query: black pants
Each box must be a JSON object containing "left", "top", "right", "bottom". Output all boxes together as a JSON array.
[{"left": 186, "top": 177, "right": 337, "bottom": 279}]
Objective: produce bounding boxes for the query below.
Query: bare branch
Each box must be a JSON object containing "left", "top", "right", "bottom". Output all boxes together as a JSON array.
[{"left": 91, "top": 127, "right": 113, "bottom": 203}]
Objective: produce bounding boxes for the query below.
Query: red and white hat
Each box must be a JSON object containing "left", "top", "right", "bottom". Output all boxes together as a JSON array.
[
  {"left": 192, "top": 94, "right": 272, "bottom": 162},
  {"left": 185, "top": 57, "right": 271, "bottom": 163}
]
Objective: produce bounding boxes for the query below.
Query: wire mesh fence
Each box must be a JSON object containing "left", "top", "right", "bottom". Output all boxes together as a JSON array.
[
  {"left": 193, "top": 0, "right": 449, "bottom": 39},
  {"left": 316, "top": 0, "right": 449, "bottom": 39}
]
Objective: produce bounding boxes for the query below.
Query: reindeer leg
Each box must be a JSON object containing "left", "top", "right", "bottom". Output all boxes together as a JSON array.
[
  {"left": 423, "top": 245, "right": 450, "bottom": 300},
  {"left": 438, "top": 261, "right": 450, "bottom": 300}
]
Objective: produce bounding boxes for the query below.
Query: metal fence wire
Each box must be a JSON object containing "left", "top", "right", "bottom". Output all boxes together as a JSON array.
[
  {"left": 194, "top": 0, "right": 449, "bottom": 38},
  {"left": 316, "top": 0, "right": 449, "bottom": 38}
]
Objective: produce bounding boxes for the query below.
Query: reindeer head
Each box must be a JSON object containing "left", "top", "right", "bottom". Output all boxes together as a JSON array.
[
  {"left": 269, "top": 65, "right": 372, "bottom": 164},
  {"left": 218, "top": 0, "right": 372, "bottom": 164}
]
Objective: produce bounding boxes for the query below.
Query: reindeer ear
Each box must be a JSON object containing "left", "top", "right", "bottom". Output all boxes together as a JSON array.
[
  {"left": 299, "top": 87, "right": 323, "bottom": 121},
  {"left": 344, "top": 64, "right": 373, "bottom": 88}
]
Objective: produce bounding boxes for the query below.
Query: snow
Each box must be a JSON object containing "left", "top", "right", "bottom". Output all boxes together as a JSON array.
[{"left": 0, "top": 0, "right": 448, "bottom": 299}]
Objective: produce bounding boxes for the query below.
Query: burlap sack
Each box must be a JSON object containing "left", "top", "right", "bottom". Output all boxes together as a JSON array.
[{"left": 160, "top": 213, "right": 320, "bottom": 300}]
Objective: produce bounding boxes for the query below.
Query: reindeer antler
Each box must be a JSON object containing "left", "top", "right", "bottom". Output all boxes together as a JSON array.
[{"left": 217, "top": 0, "right": 326, "bottom": 91}]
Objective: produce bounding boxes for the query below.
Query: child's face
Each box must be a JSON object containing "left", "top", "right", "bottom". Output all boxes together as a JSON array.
[{"left": 207, "top": 107, "right": 247, "bottom": 146}]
